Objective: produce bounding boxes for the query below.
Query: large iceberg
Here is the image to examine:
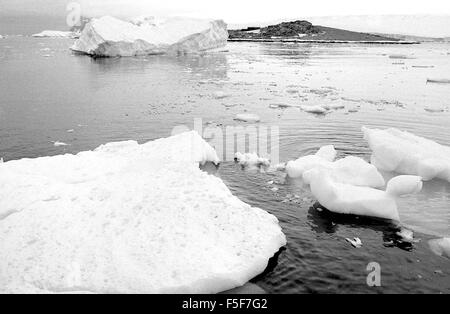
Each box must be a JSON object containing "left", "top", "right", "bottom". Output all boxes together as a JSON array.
[
  {"left": 363, "top": 127, "right": 450, "bottom": 182},
  {"left": 71, "top": 16, "right": 228, "bottom": 57},
  {"left": 304, "top": 169, "right": 423, "bottom": 221},
  {"left": 286, "top": 145, "right": 385, "bottom": 188},
  {"left": 0, "top": 131, "right": 286, "bottom": 294}
]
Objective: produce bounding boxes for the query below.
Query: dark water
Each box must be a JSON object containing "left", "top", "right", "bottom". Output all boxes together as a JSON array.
[{"left": 0, "top": 36, "right": 449, "bottom": 293}]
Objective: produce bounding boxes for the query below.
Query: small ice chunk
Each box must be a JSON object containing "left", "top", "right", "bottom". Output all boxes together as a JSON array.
[
  {"left": 429, "top": 238, "right": 450, "bottom": 259},
  {"left": 53, "top": 141, "right": 68, "bottom": 147},
  {"left": 287, "top": 146, "right": 385, "bottom": 188},
  {"left": 363, "top": 127, "right": 450, "bottom": 182},
  {"left": 396, "top": 228, "right": 415, "bottom": 243},
  {"left": 213, "top": 91, "right": 229, "bottom": 99},
  {"left": 315, "top": 145, "right": 337, "bottom": 162},
  {"left": 304, "top": 169, "right": 423, "bottom": 221},
  {"left": 234, "top": 113, "right": 260, "bottom": 123},
  {"left": 385, "top": 175, "right": 423, "bottom": 196},
  {"left": 235, "top": 152, "right": 270, "bottom": 169},
  {"left": 322, "top": 103, "right": 345, "bottom": 110},
  {"left": 424, "top": 106, "right": 447, "bottom": 113},
  {"left": 346, "top": 237, "right": 363, "bottom": 248},
  {"left": 426, "top": 78, "right": 450, "bottom": 84},
  {"left": 300, "top": 105, "right": 328, "bottom": 114}
]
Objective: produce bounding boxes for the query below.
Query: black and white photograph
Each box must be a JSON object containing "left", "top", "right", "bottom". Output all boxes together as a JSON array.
[{"left": 0, "top": 0, "right": 449, "bottom": 299}]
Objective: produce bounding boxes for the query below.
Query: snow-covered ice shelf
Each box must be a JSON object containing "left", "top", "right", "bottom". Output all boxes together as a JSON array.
[{"left": 0, "top": 131, "right": 286, "bottom": 294}]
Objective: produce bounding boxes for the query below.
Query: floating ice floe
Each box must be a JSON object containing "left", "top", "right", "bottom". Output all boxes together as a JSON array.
[
  {"left": 235, "top": 152, "right": 270, "bottom": 169},
  {"left": 234, "top": 113, "right": 261, "bottom": 123},
  {"left": 346, "top": 237, "right": 363, "bottom": 248},
  {"left": 363, "top": 127, "right": 450, "bottom": 182},
  {"left": 213, "top": 91, "right": 229, "bottom": 99},
  {"left": 32, "top": 31, "right": 76, "bottom": 38},
  {"left": 0, "top": 35, "right": 3, "bottom": 39},
  {"left": 426, "top": 78, "right": 450, "bottom": 84},
  {"left": 71, "top": 16, "right": 228, "bottom": 57},
  {"left": 304, "top": 169, "right": 423, "bottom": 221},
  {"left": 53, "top": 141, "right": 68, "bottom": 147},
  {"left": 424, "top": 106, "right": 448, "bottom": 113},
  {"left": 286, "top": 145, "right": 385, "bottom": 188},
  {"left": 429, "top": 238, "right": 450, "bottom": 259},
  {"left": 0, "top": 131, "right": 286, "bottom": 293},
  {"left": 300, "top": 105, "right": 328, "bottom": 114}
]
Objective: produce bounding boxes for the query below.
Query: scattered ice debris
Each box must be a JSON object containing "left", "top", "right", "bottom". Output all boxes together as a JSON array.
[
  {"left": 304, "top": 169, "right": 423, "bottom": 221},
  {"left": 0, "top": 35, "right": 4, "bottom": 39},
  {"left": 426, "top": 78, "right": 450, "bottom": 84},
  {"left": 71, "top": 16, "right": 228, "bottom": 57},
  {"left": 286, "top": 145, "right": 385, "bottom": 188},
  {"left": 363, "top": 127, "right": 450, "bottom": 182},
  {"left": 53, "top": 141, "right": 68, "bottom": 147},
  {"left": 235, "top": 152, "right": 270, "bottom": 169},
  {"left": 42, "top": 54, "right": 52, "bottom": 58},
  {"left": 346, "top": 237, "right": 363, "bottom": 248},
  {"left": 428, "top": 238, "right": 450, "bottom": 259},
  {"left": 299, "top": 105, "right": 328, "bottom": 114},
  {"left": 0, "top": 131, "right": 286, "bottom": 293},
  {"left": 213, "top": 91, "right": 229, "bottom": 99},
  {"left": 32, "top": 31, "right": 75, "bottom": 38},
  {"left": 66, "top": 129, "right": 75, "bottom": 133},
  {"left": 347, "top": 108, "right": 359, "bottom": 113},
  {"left": 412, "top": 65, "right": 434, "bottom": 68},
  {"left": 234, "top": 113, "right": 261, "bottom": 123}
]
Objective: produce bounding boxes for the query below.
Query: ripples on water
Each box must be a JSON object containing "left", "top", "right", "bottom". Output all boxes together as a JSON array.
[{"left": 0, "top": 37, "right": 449, "bottom": 293}]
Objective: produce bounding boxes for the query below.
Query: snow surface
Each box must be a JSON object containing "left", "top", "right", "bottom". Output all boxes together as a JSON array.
[
  {"left": 286, "top": 146, "right": 385, "bottom": 188},
  {"left": 71, "top": 16, "right": 228, "bottom": 57},
  {"left": 363, "top": 127, "right": 450, "bottom": 182},
  {"left": 0, "top": 131, "right": 286, "bottom": 294},
  {"left": 304, "top": 169, "right": 423, "bottom": 221},
  {"left": 429, "top": 238, "right": 450, "bottom": 259},
  {"left": 32, "top": 31, "right": 75, "bottom": 38}
]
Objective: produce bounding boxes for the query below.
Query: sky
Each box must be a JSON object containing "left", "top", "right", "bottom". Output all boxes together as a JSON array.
[{"left": 1, "top": 0, "right": 450, "bottom": 36}]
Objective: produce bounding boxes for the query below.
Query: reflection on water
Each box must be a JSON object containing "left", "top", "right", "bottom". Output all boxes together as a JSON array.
[{"left": 1, "top": 37, "right": 450, "bottom": 293}]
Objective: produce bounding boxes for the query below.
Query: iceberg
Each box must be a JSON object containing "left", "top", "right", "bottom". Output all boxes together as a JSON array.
[
  {"left": 71, "top": 16, "right": 228, "bottom": 57},
  {"left": 286, "top": 145, "right": 385, "bottom": 188},
  {"left": 363, "top": 127, "right": 450, "bottom": 182},
  {"left": 0, "top": 131, "right": 286, "bottom": 294},
  {"left": 304, "top": 169, "right": 423, "bottom": 221},
  {"left": 429, "top": 238, "right": 450, "bottom": 259},
  {"left": 32, "top": 31, "right": 76, "bottom": 38}
]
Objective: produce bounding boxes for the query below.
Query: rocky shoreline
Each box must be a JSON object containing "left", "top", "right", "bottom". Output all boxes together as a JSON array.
[{"left": 229, "top": 20, "right": 419, "bottom": 44}]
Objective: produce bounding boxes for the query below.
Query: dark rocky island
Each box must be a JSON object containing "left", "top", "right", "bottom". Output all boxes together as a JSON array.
[{"left": 229, "top": 20, "right": 418, "bottom": 44}]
